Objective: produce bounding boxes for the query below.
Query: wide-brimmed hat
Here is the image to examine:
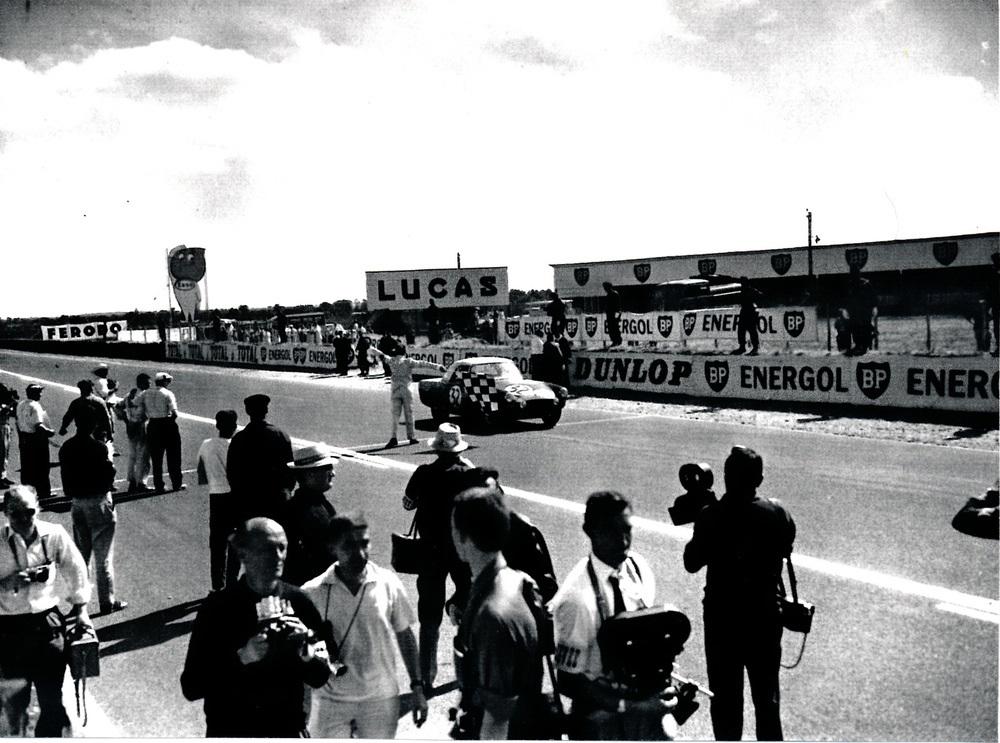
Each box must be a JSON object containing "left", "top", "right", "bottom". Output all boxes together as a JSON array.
[
  {"left": 154, "top": 372, "right": 173, "bottom": 383},
  {"left": 92, "top": 363, "right": 109, "bottom": 374},
  {"left": 428, "top": 423, "right": 469, "bottom": 453},
  {"left": 287, "top": 443, "right": 340, "bottom": 470}
]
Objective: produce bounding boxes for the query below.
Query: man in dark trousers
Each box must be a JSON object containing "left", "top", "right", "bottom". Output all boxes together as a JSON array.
[
  {"left": 59, "top": 411, "right": 127, "bottom": 615},
  {"left": 140, "top": 372, "right": 185, "bottom": 494},
  {"left": 542, "top": 332, "right": 564, "bottom": 385},
  {"left": 683, "top": 446, "right": 795, "bottom": 741},
  {"left": 15, "top": 384, "right": 55, "bottom": 499},
  {"left": 227, "top": 394, "right": 295, "bottom": 521},
  {"left": 332, "top": 331, "right": 353, "bottom": 376},
  {"left": 180, "top": 518, "right": 332, "bottom": 737},
  {"left": 547, "top": 291, "right": 567, "bottom": 337},
  {"left": 280, "top": 443, "right": 339, "bottom": 585},
  {"left": 842, "top": 266, "right": 878, "bottom": 355},
  {"left": 603, "top": 282, "right": 623, "bottom": 347},
  {"left": 402, "top": 423, "right": 475, "bottom": 686},
  {"left": 736, "top": 276, "right": 763, "bottom": 355}
]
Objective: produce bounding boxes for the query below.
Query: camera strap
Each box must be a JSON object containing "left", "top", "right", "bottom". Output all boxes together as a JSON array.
[
  {"left": 7, "top": 532, "right": 49, "bottom": 571},
  {"left": 323, "top": 581, "right": 369, "bottom": 650},
  {"left": 780, "top": 555, "right": 808, "bottom": 670}
]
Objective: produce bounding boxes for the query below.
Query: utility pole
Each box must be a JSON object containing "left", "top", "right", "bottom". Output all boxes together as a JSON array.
[
  {"left": 456, "top": 252, "right": 461, "bottom": 269},
  {"left": 806, "top": 209, "right": 814, "bottom": 280}
]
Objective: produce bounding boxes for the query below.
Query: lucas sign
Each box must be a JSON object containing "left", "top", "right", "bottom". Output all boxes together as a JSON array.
[{"left": 366, "top": 267, "right": 508, "bottom": 310}]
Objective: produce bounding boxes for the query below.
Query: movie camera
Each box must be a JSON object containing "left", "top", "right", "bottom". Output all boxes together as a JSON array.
[
  {"left": 254, "top": 597, "right": 346, "bottom": 677},
  {"left": 668, "top": 463, "right": 718, "bottom": 525}
]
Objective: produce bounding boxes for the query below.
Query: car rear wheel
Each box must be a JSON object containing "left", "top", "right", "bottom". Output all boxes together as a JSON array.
[{"left": 540, "top": 407, "right": 562, "bottom": 428}]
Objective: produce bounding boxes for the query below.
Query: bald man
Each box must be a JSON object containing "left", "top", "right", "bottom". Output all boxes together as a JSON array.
[{"left": 181, "top": 518, "right": 331, "bottom": 737}]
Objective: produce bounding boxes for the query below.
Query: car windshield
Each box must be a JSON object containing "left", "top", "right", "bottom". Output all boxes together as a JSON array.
[{"left": 463, "top": 361, "right": 523, "bottom": 381}]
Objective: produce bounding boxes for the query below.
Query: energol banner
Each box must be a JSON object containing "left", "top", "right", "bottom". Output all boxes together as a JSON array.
[
  {"left": 501, "top": 307, "right": 817, "bottom": 345},
  {"left": 42, "top": 320, "right": 127, "bottom": 341},
  {"left": 366, "top": 267, "right": 509, "bottom": 310},
  {"left": 569, "top": 351, "right": 998, "bottom": 413}
]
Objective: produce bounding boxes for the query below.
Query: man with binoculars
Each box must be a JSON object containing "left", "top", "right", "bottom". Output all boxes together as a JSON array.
[{"left": 0, "top": 485, "right": 92, "bottom": 736}]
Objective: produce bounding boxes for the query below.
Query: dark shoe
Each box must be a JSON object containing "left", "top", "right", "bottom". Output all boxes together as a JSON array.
[
  {"left": 172, "top": 484, "right": 187, "bottom": 492},
  {"left": 408, "top": 438, "right": 420, "bottom": 445},
  {"left": 153, "top": 487, "right": 167, "bottom": 495},
  {"left": 99, "top": 600, "right": 128, "bottom": 615},
  {"left": 0, "top": 476, "right": 15, "bottom": 486},
  {"left": 385, "top": 438, "right": 398, "bottom": 449}
]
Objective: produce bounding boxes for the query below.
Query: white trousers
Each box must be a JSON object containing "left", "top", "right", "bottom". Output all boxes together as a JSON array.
[
  {"left": 389, "top": 387, "right": 415, "bottom": 440},
  {"left": 309, "top": 695, "right": 400, "bottom": 739}
]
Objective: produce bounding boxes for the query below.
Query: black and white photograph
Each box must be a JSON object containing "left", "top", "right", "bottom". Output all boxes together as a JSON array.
[{"left": 0, "top": 0, "right": 996, "bottom": 739}]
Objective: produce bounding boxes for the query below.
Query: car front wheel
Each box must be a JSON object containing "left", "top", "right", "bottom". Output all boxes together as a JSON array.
[
  {"left": 540, "top": 407, "right": 562, "bottom": 428},
  {"left": 431, "top": 406, "right": 449, "bottom": 425}
]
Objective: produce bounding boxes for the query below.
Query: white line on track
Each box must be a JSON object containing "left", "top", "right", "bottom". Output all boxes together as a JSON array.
[
  {"left": 553, "top": 414, "right": 653, "bottom": 428},
  {"left": 3, "top": 366, "right": 998, "bottom": 625}
]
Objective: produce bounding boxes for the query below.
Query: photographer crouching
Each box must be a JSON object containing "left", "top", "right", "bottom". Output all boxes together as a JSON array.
[{"left": 181, "top": 518, "right": 332, "bottom": 737}]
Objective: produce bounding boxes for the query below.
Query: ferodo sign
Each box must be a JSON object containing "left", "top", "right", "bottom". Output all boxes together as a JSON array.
[
  {"left": 570, "top": 351, "right": 998, "bottom": 413},
  {"left": 42, "top": 320, "right": 127, "bottom": 341},
  {"left": 501, "top": 308, "right": 816, "bottom": 345},
  {"left": 366, "top": 267, "right": 509, "bottom": 310}
]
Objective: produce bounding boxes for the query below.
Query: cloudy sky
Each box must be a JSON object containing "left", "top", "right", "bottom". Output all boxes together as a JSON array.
[{"left": 0, "top": 0, "right": 996, "bottom": 317}]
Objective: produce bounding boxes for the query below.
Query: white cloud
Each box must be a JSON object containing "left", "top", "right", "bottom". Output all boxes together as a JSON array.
[{"left": 0, "top": 2, "right": 995, "bottom": 316}]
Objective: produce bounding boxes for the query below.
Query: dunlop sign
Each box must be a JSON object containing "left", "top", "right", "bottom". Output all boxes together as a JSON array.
[
  {"left": 42, "top": 320, "right": 128, "bottom": 341},
  {"left": 501, "top": 307, "right": 817, "bottom": 345},
  {"left": 366, "top": 267, "right": 509, "bottom": 310},
  {"left": 569, "top": 351, "right": 998, "bottom": 413}
]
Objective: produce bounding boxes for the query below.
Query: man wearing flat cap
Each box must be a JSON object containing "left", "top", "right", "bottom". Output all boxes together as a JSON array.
[
  {"left": 140, "top": 372, "right": 185, "bottom": 493},
  {"left": 280, "top": 443, "right": 339, "bottom": 586},
  {"left": 227, "top": 394, "right": 295, "bottom": 522}
]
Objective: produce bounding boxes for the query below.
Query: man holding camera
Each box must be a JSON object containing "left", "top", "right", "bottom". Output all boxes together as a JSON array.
[
  {"left": 301, "top": 512, "right": 427, "bottom": 738},
  {"left": 181, "top": 518, "right": 332, "bottom": 737},
  {"left": 450, "top": 484, "right": 543, "bottom": 740},
  {"left": 0, "top": 485, "right": 92, "bottom": 736},
  {"left": 551, "top": 491, "right": 678, "bottom": 740},
  {"left": 683, "top": 446, "right": 795, "bottom": 741}
]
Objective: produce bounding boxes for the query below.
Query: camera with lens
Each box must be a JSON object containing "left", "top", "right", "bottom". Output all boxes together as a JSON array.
[
  {"left": 25, "top": 563, "right": 51, "bottom": 583},
  {"left": 668, "top": 463, "right": 717, "bottom": 526}
]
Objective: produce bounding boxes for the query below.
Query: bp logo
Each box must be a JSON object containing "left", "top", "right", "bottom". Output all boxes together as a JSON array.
[
  {"left": 260, "top": 346, "right": 268, "bottom": 362},
  {"left": 698, "top": 258, "right": 717, "bottom": 276},
  {"left": 657, "top": 315, "right": 674, "bottom": 339},
  {"left": 584, "top": 317, "right": 598, "bottom": 337},
  {"left": 682, "top": 313, "right": 697, "bottom": 336},
  {"left": 771, "top": 253, "right": 792, "bottom": 276},
  {"left": 633, "top": 263, "right": 651, "bottom": 283},
  {"left": 565, "top": 317, "right": 579, "bottom": 338},
  {"left": 704, "top": 360, "right": 730, "bottom": 392},
  {"left": 845, "top": 248, "right": 868, "bottom": 271},
  {"left": 783, "top": 310, "right": 806, "bottom": 338},
  {"left": 932, "top": 241, "right": 958, "bottom": 267},
  {"left": 574, "top": 267, "right": 590, "bottom": 286},
  {"left": 505, "top": 320, "right": 521, "bottom": 339},
  {"left": 292, "top": 347, "right": 307, "bottom": 365},
  {"left": 856, "top": 361, "right": 890, "bottom": 400},
  {"left": 442, "top": 353, "right": 455, "bottom": 367}
]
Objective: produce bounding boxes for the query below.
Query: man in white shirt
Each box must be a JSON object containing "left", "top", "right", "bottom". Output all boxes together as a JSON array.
[
  {"left": 197, "top": 410, "right": 239, "bottom": 591},
  {"left": 121, "top": 373, "right": 152, "bottom": 493},
  {"left": 140, "top": 372, "right": 185, "bottom": 494},
  {"left": 301, "top": 512, "right": 427, "bottom": 738},
  {"left": 372, "top": 346, "right": 445, "bottom": 449},
  {"left": 550, "top": 491, "right": 677, "bottom": 740},
  {"left": 91, "top": 363, "right": 111, "bottom": 401},
  {"left": 0, "top": 485, "right": 91, "bottom": 736},
  {"left": 14, "top": 384, "right": 55, "bottom": 500}
]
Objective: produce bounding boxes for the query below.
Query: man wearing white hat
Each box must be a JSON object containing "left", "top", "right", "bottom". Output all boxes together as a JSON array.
[
  {"left": 280, "top": 443, "right": 339, "bottom": 586},
  {"left": 140, "top": 372, "right": 185, "bottom": 494},
  {"left": 402, "top": 423, "right": 475, "bottom": 685}
]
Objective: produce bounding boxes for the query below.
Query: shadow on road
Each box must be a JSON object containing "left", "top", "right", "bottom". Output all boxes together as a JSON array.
[
  {"left": 948, "top": 426, "right": 994, "bottom": 440},
  {"left": 97, "top": 598, "right": 204, "bottom": 658}
]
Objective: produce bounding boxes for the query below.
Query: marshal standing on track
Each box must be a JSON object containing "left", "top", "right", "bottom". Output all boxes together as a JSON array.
[
  {"left": 227, "top": 394, "right": 295, "bottom": 521},
  {"left": 683, "top": 446, "right": 795, "bottom": 741},
  {"left": 141, "top": 372, "right": 186, "bottom": 494}
]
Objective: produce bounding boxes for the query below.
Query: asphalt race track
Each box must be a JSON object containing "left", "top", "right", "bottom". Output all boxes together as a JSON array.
[{"left": 1, "top": 349, "right": 997, "bottom": 741}]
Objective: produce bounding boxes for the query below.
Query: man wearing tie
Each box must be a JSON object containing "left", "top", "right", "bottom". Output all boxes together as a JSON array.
[{"left": 551, "top": 491, "right": 678, "bottom": 740}]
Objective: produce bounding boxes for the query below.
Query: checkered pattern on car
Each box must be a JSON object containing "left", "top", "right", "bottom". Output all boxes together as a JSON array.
[{"left": 459, "top": 371, "right": 503, "bottom": 412}]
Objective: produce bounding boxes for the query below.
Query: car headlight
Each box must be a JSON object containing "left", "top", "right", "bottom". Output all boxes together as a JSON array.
[{"left": 504, "top": 391, "right": 527, "bottom": 408}]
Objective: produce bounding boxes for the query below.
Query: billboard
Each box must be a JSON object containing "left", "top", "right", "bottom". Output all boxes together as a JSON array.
[{"left": 366, "top": 267, "right": 509, "bottom": 310}]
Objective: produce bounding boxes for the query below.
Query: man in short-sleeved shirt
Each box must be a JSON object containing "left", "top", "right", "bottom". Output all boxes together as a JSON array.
[
  {"left": 302, "top": 513, "right": 426, "bottom": 738},
  {"left": 451, "top": 485, "right": 542, "bottom": 740},
  {"left": 140, "top": 372, "right": 184, "bottom": 493},
  {"left": 15, "top": 385, "right": 55, "bottom": 499},
  {"left": 551, "top": 491, "right": 676, "bottom": 740}
]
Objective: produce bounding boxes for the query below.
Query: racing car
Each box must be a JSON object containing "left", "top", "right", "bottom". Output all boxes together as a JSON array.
[{"left": 417, "top": 356, "right": 568, "bottom": 429}]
